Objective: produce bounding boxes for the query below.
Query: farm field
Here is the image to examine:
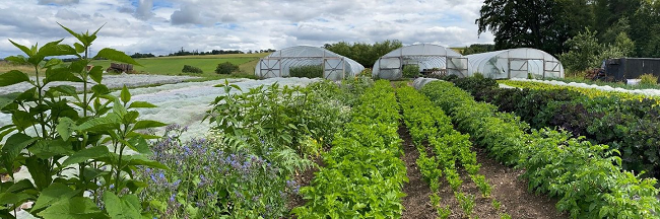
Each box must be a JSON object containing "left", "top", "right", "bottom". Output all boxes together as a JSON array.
[{"left": 92, "top": 52, "right": 269, "bottom": 77}]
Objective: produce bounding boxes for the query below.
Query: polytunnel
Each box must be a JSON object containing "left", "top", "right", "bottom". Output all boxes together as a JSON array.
[
  {"left": 466, "top": 48, "right": 564, "bottom": 79},
  {"left": 255, "top": 46, "right": 365, "bottom": 81},
  {"left": 373, "top": 44, "right": 468, "bottom": 80}
]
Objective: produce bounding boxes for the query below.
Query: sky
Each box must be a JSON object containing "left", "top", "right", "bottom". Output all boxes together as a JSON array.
[{"left": 0, "top": 0, "right": 495, "bottom": 58}]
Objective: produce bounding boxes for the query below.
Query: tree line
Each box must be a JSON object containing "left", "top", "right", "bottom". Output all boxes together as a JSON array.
[
  {"left": 323, "top": 40, "right": 403, "bottom": 68},
  {"left": 477, "top": 0, "right": 660, "bottom": 71}
]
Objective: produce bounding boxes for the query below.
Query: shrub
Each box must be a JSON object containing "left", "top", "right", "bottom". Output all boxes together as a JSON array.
[
  {"left": 402, "top": 64, "right": 420, "bottom": 78},
  {"left": 182, "top": 65, "right": 203, "bottom": 74},
  {"left": 215, "top": 62, "right": 239, "bottom": 74},
  {"left": 289, "top": 65, "right": 323, "bottom": 78},
  {"left": 359, "top": 68, "right": 373, "bottom": 77},
  {"left": 473, "top": 72, "right": 485, "bottom": 79},
  {"left": 639, "top": 73, "right": 658, "bottom": 85}
]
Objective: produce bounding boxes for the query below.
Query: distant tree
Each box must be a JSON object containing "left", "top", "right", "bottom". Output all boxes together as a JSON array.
[
  {"left": 130, "top": 52, "right": 155, "bottom": 59},
  {"left": 461, "top": 44, "right": 495, "bottom": 55},
  {"left": 325, "top": 40, "right": 402, "bottom": 68},
  {"left": 559, "top": 28, "right": 624, "bottom": 72}
]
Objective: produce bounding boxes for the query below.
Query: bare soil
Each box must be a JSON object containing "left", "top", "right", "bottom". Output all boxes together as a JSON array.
[
  {"left": 287, "top": 157, "right": 322, "bottom": 211},
  {"left": 398, "top": 123, "right": 568, "bottom": 219}
]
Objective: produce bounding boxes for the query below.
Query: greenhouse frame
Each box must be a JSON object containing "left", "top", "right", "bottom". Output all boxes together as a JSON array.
[
  {"left": 466, "top": 48, "right": 564, "bottom": 79},
  {"left": 372, "top": 44, "right": 468, "bottom": 80},
  {"left": 255, "top": 46, "right": 365, "bottom": 80}
]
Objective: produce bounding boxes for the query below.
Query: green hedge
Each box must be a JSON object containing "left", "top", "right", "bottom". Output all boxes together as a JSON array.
[{"left": 289, "top": 65, "right": 323, "bottom": 78}]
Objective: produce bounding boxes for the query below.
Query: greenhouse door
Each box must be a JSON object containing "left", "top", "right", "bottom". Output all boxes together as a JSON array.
[
  {"left": 447, "top": 57, "right": 468, "bottom": 77},
  {"left": 258, "top": 58, "right": 281, "bottom": 78},
  {"left": 544, "top": 60, "right": 561, "bottom": 78},
  {"left": 323, "top": 57, "right": 345, "bottom": 81},
  {"left": 378, "top": 57, "right": 402, "bottom": 79},
  {"left": 508, "top": 59, "right": 533, "bottom": 78}
]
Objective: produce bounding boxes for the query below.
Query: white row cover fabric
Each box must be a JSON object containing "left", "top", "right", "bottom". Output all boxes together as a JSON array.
[
  {"left": 255, "top": 46, "right": 365, "bottom": 81},
  {"left": 466, "top": 48, "right": 564, "bottom": 79},
  {"left": 373, "top": 44, "right": 467, "bottom": 80}
]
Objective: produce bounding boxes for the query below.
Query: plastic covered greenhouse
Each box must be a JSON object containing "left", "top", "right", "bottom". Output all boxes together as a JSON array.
[
  {"left": 255, "top": 46, "right": 365, "bottom": 80},
  {"left": 466, "top": 48, "right": 564, "bottom": 79},
  {"left": 372, "top": 44, "right": 468, "bottom": 80}
]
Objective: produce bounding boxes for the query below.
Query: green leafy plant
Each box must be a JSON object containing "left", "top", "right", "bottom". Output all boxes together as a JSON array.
[
  {"left": 500, "top": 213, "right": 512, "bottom": 219},
  {"left": 492, "top": 199, "right": 501, "bottom": 210},
  {"left": 402, "top": 64, "right": 420, "bottom": 78},
  {"left": 181, "top": 64, "right": 203, "bottom": 74},
  {"left": 639, "top": 73, "right": 658, "bottom": 85},
  {"left": 289, "top": 65, "right": 323, "bottom": 78},
  {"left": 215, "top": 61, "right": 239, "bottom": 74},
  {"left": 0, "top": 24, "right": 166, "bottom": 218},
  {"left": 455, "top": 191, "right": 476, "bottom": 218}
]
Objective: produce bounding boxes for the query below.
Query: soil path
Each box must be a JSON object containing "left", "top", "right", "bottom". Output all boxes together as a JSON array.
[{"left": 399, "top": 123, "right": 437, "bottom": 219}]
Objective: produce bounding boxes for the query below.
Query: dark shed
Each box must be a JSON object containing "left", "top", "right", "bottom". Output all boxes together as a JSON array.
[{"left": 605, "top": 58, "right": 660, "bottom": 82}]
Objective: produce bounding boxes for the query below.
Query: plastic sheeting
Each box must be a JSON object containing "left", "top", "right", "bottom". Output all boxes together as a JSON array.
[
  {"left": 255, "top": 46, "right": 365, "bottom": 80},
  {"left": 412, "top": 77, "right": 440, "bottom": 90},
  {"left": 373, "top": 44, "right": 466, "bottom": 80},
  {"left": 466, "top": 48, "right": 564, "bottom": 79}
]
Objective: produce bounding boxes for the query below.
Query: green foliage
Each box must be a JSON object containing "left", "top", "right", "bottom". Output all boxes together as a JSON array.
[
  {"left": 639, "top": 73, "right": 658, "bottom": 85},
  {"left": 402, "top": 65, "right": 419, "bottom": 78},
  {"left": 500, "top": 213, "right": 512, "bottom": 219},
  {"left": 293, "top": 81, "right": 407, "bottom": 218},
  {"left": 324, "top": 40, "right": 403, "bottom": 67},
  {"left": 181, "top": 65, "right": 203, "bottom": 74},
  {"left": 455, "top": 192, "right": 476, "bottom": 218},
  {"left": 0, "top": 24, "right": 164, "bottom": 217},
  {"left": 420, "top": 81, "right": 660, "bottom": 218},
  {"left": 492, "top": 199, "right": 501, "bottom": 210},
  {"left": 215, "top": 61, "right": 239, "bottom": 74},
  {"left": 289, "top": 65, "right": 323, "bottom": 78},
  {"left": 461, "top": 44, "right": 495, "bottom": 55}
]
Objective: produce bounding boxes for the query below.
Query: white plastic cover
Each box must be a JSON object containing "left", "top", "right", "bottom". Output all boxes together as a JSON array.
[
  {"left": 373, "top": 44, "right": 466, "bottom": 80},
  {"left": 255, "top": 46, "right": 365, "bottom": 80},
  {"left": 466, "top": 48, "right": 564, "bottom": 79}
]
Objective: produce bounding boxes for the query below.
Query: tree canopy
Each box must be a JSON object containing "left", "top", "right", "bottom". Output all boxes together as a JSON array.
[{"left": 324, "top": 40, "right": 403, "bottom": 68}]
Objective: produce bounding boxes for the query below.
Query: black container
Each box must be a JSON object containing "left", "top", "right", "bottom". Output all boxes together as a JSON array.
[{"left": 605, "top": 58, "right": 660, "bottom": 82}]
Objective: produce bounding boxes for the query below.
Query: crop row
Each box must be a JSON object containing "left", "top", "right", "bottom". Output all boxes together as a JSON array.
[
  {"left": 457, "top": 78, "right": 660, "bottom": 178},
  {"left": 396, "top": 86, "right": 494, "bottom": 218},
  {"left": 292, "top": 80, "right": 408, "bottom": 218},
  {"left": 500, "top": 80, "right": 660, "bottom": 102},
  {"left": 420, "top": 81, "right": 660, "bottom": 218}
]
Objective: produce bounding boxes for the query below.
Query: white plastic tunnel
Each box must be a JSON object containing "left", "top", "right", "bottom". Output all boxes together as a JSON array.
[
  {"left": 255, "top": 46, "right": 365, "bottom": 81},
  {"left": 373, "top": 44, "right": 468, "bottom": 80},
  {"left": 466, "top": 48, "right": 564, "bottom": 79}
]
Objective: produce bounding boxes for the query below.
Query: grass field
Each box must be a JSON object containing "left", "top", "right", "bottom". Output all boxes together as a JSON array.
[{"left": 2, "top": 53, "right": 270, "bottom": 79}]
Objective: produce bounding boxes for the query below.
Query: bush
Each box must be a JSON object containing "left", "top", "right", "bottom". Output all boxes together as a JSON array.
[
  {"left": 402, "top": 64, "right": 420, "bottom": 78},
  {"left": 215, "top": 62, "right": 239, "bottom": 74},
  {"left": 182, "top": 65, "right": 203, "bottom": 74},
  {"left": 289, "top": 65, "right": 323, "bottom": 78},
  {"left": 473, "top": 72, "right": 485, "bottom": 79},
  {"left": 639, "top": 73, "right": 658, "bottom": 85}
]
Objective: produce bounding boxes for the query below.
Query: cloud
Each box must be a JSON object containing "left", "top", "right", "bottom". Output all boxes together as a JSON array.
[
  {"left": 0, "top": 0, "right": 495, "bottom": 58},
  {"left": 38, "top": 0, "right": 79, "bottom": 5}
]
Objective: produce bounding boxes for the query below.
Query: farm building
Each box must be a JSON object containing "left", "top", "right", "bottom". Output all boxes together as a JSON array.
[
  {"left": 372, "top": 44, "right": 468, "bottom": 80},
  {"left": 255, "top": 46, "right": 364, "bottom": 80},
  {"left": 466, "top": 48, "right": 564, "bottom": 79},
  {"left": 603, "top": 58, "right": 660, "bottom": 82}
]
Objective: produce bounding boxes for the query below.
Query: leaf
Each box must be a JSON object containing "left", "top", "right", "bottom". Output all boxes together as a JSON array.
[
  {"left": 28, "top": 139, "right": 74, "bottom": 159},
  {"left": 94, "top": 48, "right": 141, "bottom": 66},
  {"left": 61, "top": 146, "right": 110, "bottom": 167},
  {"left": 8, "top": 39, "right": 33, "bottom": 56},
  {"left": 124, "top": 136, "right": 150, "bottom": 155},
  {"left": 0, "top": 93, "right": 20, "bottom": 110},
  {"left": 74, "top": 43, "right": 85, "bottom": 54},
  {"left": 56, "top": 117, "right": 76, "bottom": 142},
  {"left": 31, "top": 183, "right": 77, "bottom": 212},
  {"left": 12, "top": 110, "right": 37, "bottom": 131},
  {"left": 92, "top": 84, "right": 110, "bottom": 95},
  {"left": 120, "top": 86, "right": 131, "bottom": 103},
  {"left": 124, "top": 155, "right": 168, "bottom": 170},
  {"left": 1, "top": 133, "right": 36, "bottom": 170},
  {"left": 6, "top": 179, "right": 35, "bottom": 193},
  {"left": 0, "top": 70, "right": 30, "bottom": 87},
  {"left": 76, "top": 116, "right": 118, "bottom": 132},
  {"left": 58, "top": 23, "right": 86, "bottom": 46},
  {"left": 37, "top": 197, "right": 107, "bottom": 219},
  {"left": 38, "top": 43, "right": 78, "bottom": 58},
  {"left": 26, "top": 156, "right": 53, "bottom": 190},
  {"left": 128, "top": 101, "right": 157, "bottom": 109},
  {"left": 4, "top": 55, "right": 28, "bottom": 65},
  {"left": 103, "top": 192, "right": 142, "bottom": 219},
  {"left": 88, "top": 66, "right": 104, "bottom": 84},
  {"left": 43, "top": 58, "right": 63, "bottom": 68},
  {"left": 132, "top": 120, "right": 167, "bottom": 131},
  {"left": 45, "top": 67, "right": 83, "bottom": 84},
  {"left": 49, "top": 85, "right": 78, "bottom": 97}
]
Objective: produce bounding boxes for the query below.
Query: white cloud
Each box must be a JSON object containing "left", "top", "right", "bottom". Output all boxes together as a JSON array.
[{"left": 0, "top": 0, "right": 494, "bottom": 58}]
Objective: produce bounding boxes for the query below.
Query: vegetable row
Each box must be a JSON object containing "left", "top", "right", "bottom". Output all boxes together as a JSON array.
[
  {"left": 420, "top": 81, "right": 660, "bottom": 219},
  {"left": 396, "top": 86, "right": 492, "bottom": 218},
  {"left": 293, "top": 81, "right": 407, "bottom": 218}
]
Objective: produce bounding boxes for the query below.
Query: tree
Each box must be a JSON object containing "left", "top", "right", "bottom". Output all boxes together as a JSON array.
[
  {"left": 324, "top": 40, "right": 402, "bottom": 68},
  {"left": 559, "top": 28, "right": 624, "bottom": 72},
  {"left": 476, "top": 0, "right": 593, "bottom": 55}
]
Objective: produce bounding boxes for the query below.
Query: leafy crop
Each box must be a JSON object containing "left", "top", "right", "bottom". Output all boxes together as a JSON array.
[
  {"left": 0, "top": 24, "right": 166, "bottom": 218},
  {"left": 293, "top": 81, "right": 407, "bottom": 218},
  {"left": 289, "top": 65, "right": 324, "bottom": 78},
  {"left": 420, "top": 81, "right": 660, "bottom": 218}
]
